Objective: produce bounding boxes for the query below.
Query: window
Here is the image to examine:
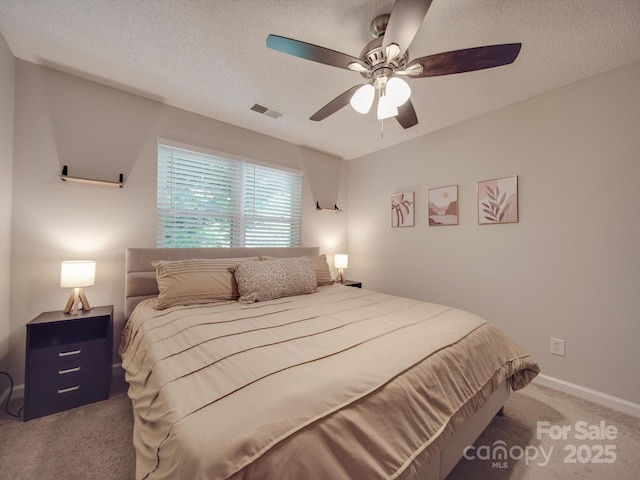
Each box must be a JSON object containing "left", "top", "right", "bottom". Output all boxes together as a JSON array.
[{"left": 157, "top": 142, "right": 302, "bottom": 248}]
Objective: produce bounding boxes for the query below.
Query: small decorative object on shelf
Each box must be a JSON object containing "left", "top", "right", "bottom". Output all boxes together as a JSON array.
[{"left": 23, "top": 305, "right": 113, "bottom": 421}]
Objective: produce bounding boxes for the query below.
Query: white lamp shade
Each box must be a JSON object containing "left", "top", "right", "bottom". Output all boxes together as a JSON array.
[
  {"left": 377, "top": 94, "right": 398, "bottom": 120},
  {"left": 60, "top": 261, "right": 96, "bottom": 288},
  {"left": 386, "top": 77, "right": 411, "bottom": 106},
  {"left": 334, "top": 254, "right": 349, "bottom": 269},
  {"left": 350, "top": 84, "right": 375, "bottom": 114}
]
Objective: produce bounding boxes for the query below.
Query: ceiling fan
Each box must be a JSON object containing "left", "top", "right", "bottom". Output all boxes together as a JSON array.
[{"left": 266, "top": 0, "right": 521, "bottom": 130}]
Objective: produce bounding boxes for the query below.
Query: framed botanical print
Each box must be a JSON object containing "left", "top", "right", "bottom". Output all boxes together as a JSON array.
[
  {"left": 391, "top": 192, "right": 415, "bottom": 227},
  {"left": 477, "top": 176, "right": 518, "bottom": 224}
]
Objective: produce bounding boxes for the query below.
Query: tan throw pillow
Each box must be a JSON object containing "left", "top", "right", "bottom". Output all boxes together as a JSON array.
[
  {"left": 234, "top": 257, "right": 317, "bottom": 304},
  {"left": 309, "top": 255, "right": 334, "bottom": 286},
  {"left": 153, "top": 257, "right": 259, "bottom": 309},
  {"left": 260, "top": 254, "right": 334, "bottom": 286}
]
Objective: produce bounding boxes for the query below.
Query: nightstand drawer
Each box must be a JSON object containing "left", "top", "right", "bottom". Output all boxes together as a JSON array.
[
  {"left": 29, "top": 338, "right": 106, "bottom": 367},
  {"left": 28, "top": 372, "right": 109, "bottom": 408},
  {"left": 28, "top": 354, "right": 106, "bottom": 384}
]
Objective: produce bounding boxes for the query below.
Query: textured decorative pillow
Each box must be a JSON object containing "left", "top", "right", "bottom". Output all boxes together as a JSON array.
[
  {"left": 234, "top": 257, "right": 317, "bottom": 304},
  {"left": 261, "top": 254, "right": 334, "bottom": 286},
  {"left": 153, "top": 257, "right": 259, "bottom": 309}
]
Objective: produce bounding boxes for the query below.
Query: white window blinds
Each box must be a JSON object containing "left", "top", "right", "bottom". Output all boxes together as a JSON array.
[{"left": 157, "top": 143, "right": 302, "bottom": 248}]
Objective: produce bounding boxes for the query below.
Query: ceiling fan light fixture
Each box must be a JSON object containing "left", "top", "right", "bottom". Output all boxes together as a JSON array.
[
  {"left": 384, "top": 43, "right": 401, "bottom": 65},
  {"left": 350, "top": 84, "right": 375, "bottom": 114},
  {"left": 267, "top": 2, "right": 522, "bottom": 133},
  {"left": 347, "top": 62, "right": 370, "bottom": 73},
  {"left": 386, "top": 77, "right": 411, "bottom": 107},
  {"left": 377, "top": 94, "right": 398, "bottom": 120}
]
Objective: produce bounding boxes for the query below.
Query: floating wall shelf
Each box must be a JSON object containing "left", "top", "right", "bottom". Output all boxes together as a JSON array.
[
  {"left": 316, "top": 201, "right": 342, "bottom": 212},
  {"left": 59, "top": 165, "right": 124, "bottom": 188}
]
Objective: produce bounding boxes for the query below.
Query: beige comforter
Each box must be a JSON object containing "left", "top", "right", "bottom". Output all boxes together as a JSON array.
[{"left": 120, "top": 285, "right": 539, "bottom": 480}]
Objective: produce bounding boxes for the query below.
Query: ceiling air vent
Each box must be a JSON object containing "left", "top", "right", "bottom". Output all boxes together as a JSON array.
[{"left": 250, "top": 103, "right": 283, "bottom": 119}]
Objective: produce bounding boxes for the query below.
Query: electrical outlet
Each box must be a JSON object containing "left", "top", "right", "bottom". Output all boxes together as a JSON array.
[{"left": 550, "top": 338, "right": 565, "bottom": 357}]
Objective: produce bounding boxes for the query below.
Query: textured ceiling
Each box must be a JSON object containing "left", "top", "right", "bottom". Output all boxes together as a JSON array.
[{"left": 0, "top": 0, "right": 639, "bottom": 160}]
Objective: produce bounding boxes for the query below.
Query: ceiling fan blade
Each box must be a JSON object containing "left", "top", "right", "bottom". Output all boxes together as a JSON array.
[
  {"left": 395, "top": 99, "right": 418, "bottom": 129},
  {"left": 310, "top": 85, "right": 364, "bottom": 121},
  {"left": 267, "top": 34, "right": 367, "bottom": 70},
  {"left": 407, "top": 43, "right": 522, "bottom": 78},
  {"left": 382, "top": 0, "right": 434, "bottom": 57}
]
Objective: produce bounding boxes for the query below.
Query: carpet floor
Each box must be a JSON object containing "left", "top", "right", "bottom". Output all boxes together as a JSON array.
[{"left": 1, "top": 377, "right": 638, "bottom": 479}]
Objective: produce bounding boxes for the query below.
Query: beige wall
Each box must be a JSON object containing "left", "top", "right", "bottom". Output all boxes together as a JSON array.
[
  {"left": 8, "top": 60, "right": 347, "bottom": 383},
  {"left": 7, "top": 54, "right": 639, "bottom": 407},
  {"left": 0, "top": 32, "right": 14, "bottom": 368},
  {"left": 348, "top": 63, "right": 640, "bottom": 403},
  {"left": 347, "top": 61, "right": 640, "bottom": 405}
]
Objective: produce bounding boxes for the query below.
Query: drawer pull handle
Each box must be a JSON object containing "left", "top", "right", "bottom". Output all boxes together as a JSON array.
[
  {"left": 59, "top": 366, "right": 81, "bottom": 375},
  {"left": 58, "top": 385, "right": 80, "bottom": 394},
  {"left": 59, "top": 349, "right": 81, "bottom": 357}
]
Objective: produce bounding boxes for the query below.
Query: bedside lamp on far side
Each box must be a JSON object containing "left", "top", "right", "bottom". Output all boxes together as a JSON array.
[
  {"left": 61, "top": 260, "right": 95, "bottom": 314},
  {"left": 334, "top": 254, "right": 348, "bottom": 284}
]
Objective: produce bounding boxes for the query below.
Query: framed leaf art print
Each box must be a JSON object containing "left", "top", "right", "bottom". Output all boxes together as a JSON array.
[{"left": 477, "top": 176, "right": 518, "bottom": 224}]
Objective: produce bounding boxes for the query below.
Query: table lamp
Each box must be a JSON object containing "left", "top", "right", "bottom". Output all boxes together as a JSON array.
[
  {"left": 334, "top": 254, "right": 348, "bottom": 283},
  {"left": 61, "top": 260, "right": 95, "bottom": 314}
]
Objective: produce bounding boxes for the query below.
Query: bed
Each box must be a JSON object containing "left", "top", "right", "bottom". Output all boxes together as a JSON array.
[{"left": 120, "top": 247, "right": 539, "bottom": 480}]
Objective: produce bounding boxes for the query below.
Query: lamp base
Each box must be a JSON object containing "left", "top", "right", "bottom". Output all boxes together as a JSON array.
[
  {"left": 336, "top": 269, "right": 345, "bottom": 284},
  {"left": 63, "top": 287, "right": 92, "bottom": 315}
]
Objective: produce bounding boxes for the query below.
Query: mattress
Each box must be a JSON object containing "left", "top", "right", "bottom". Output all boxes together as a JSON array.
[{"left": 120, "top": 284, "right": 539, "bottom": 480}]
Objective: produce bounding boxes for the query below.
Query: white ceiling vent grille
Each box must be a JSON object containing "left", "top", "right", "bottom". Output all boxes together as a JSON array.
[{"left": 250, "top": 103, "right": 283, "bottom": 119}]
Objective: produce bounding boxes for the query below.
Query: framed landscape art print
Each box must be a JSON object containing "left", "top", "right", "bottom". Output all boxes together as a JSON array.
[
  {"left": 428, "top": 185, "right": 458, "bottom": 226},
  {"left": 477, "top": 175, "right": 518, "bottom": 224}
]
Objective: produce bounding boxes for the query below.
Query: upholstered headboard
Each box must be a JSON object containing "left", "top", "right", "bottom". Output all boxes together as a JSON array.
[{"left": 124, "top": 247, "right": 320, "bottom": 319}]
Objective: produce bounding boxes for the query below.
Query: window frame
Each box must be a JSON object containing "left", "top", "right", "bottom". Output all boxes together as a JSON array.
[{"left": 156, "top": 139, "right": 303, "bottom": 248}]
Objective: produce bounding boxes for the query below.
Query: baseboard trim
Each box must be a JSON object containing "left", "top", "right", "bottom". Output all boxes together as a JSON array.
[
  {"left": 0, "top": 381, "right": 24, "bottom": 404},
  {"left": 112, "top": 362, "right": 125, "bottom": 378},
  {"left": 534, "top": 374, "right": 640, "bottom": 418}
]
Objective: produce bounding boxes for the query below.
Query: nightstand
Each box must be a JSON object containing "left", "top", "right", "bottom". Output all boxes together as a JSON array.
[
  {"left": 23, "top": 305, "right": 113, "bottom": 421},
  {"left": 343, "top": 280, "right": 362, "bottom": 288}
]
